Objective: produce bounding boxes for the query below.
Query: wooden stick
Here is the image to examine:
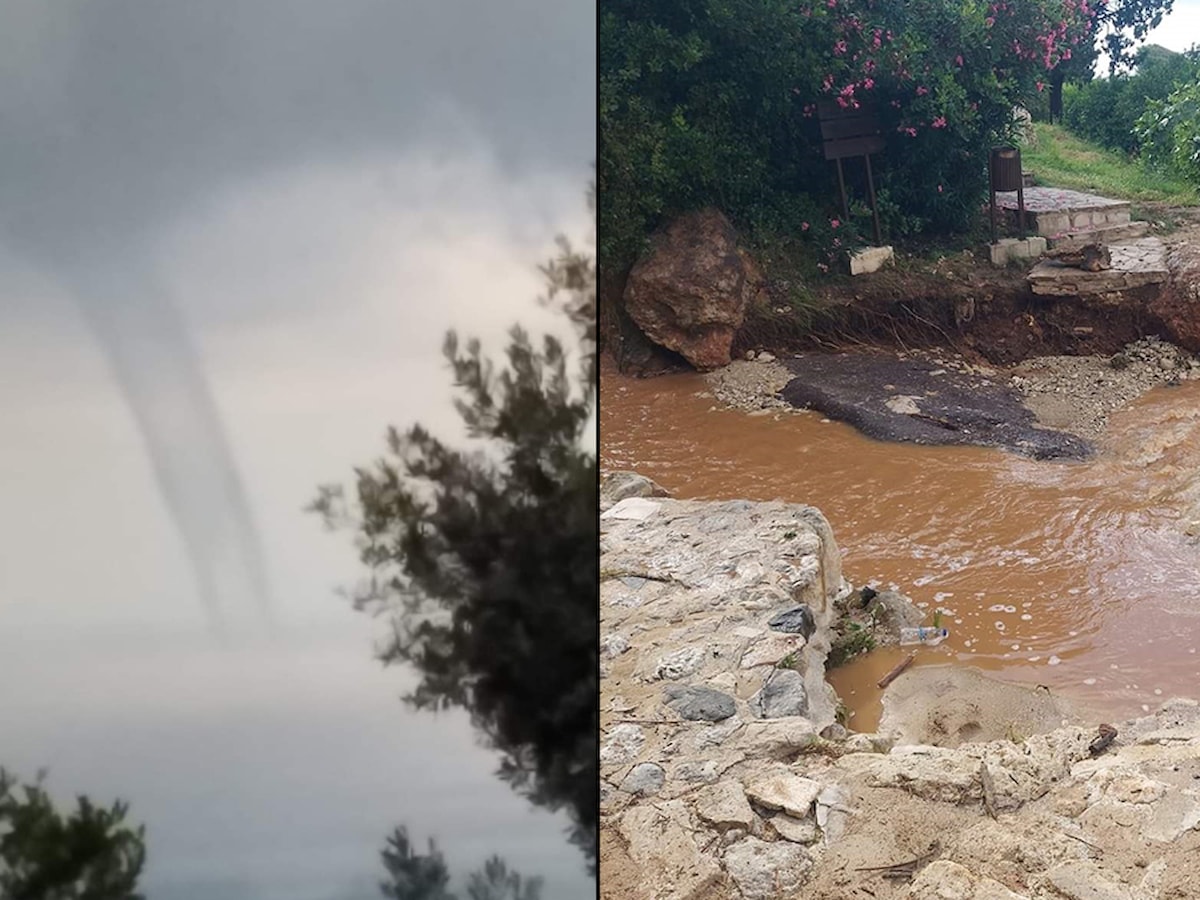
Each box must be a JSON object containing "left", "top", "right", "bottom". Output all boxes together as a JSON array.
[{"left": 877, "top": 652, "right": 916, "bottom": 689}]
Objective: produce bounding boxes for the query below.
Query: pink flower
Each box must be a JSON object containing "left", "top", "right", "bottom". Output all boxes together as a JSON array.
[
  {"left": 937, "top": 184, "right": 944, "bottom": 192},
  {"left": 802, "top": 222, "right": 810, "bottom": 232},
  {"left": 916, "top": 85, "right": 929, "bottom": 96},
  {"left": 1036, "top": 81, "right": 1044, "bottom": 92},
  {"left": 932, "top": 116, "right": 947, "bottom": 128},
  {"left": 906, "top": 127, "right": 918, "bottom": 137},
  {"left": 955, "top": 54, "right": 964, "bottom": 67},
  {"left": 986, "top": 16, "right": 995, "bottom": 26},
  {"left": 830, "top": 218, "right": 840, "bottom": 229},
  {"left": 862, "top": 77, "right": 875, "bottom": 89},
  {"left": 834, "top": 40, "right": 848, "bottom": 55}
]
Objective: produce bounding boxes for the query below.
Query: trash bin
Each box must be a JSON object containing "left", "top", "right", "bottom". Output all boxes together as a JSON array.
[{"left": 990, "top": 146, "right": 1023, "bottom": 192}]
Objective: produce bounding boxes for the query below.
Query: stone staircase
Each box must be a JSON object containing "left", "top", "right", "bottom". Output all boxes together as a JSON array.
[{"left": 995, "top": 186, "right": 1166, "bottom": 296}]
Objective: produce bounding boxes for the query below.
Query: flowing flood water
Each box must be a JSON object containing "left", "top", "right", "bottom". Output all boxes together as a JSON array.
[{"left": 600, "top": 359, "right": 1200, "bottom": 730}]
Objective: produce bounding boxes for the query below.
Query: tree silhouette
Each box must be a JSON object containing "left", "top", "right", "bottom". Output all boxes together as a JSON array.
[
  {"left": 312, "top": 187, "right": 597, "bottom": 871},
  {"left": 377, "top": 829, "right": 542, "bottom": 900},
  {"left": 0, "top": 768, "right": 146, "bottom": 900}
]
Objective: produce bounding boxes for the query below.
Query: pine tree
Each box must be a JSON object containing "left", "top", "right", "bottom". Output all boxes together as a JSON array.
[
  {"left": 0, "top": 768, "right": 146, "bottom": 900},
  {"left": 312, "top": 187, "right": 597, "bottom": 871}
]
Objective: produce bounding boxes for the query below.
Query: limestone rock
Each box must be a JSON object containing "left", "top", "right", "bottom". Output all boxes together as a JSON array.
[
  {"left": 908, "top": 860, "right": 1030, "bottom": 900},
  {"left": 1044, "top": 860, "right": 1133, "bottom": 900},
  {"left": 768, "top": 813, "right": 820, "bottom": 844},
  {"left": 601, "top": 470, "right": 672, "bottom": 505},
  {"left": 601, "top": 724, "right": 645, "bottom": 764},
  {"left": 654, "top": 647, "right": 706, "bottom": 681},
  {"left": 621, "top": 763, "right": 666, "bottom": 796},
  {"left": 618, "top": 800, "right": 724, "bottom": 900},
  {"left": 740, "top": 633, "right": 806, "bottom": 669},
  {"left": 695, "top": 780, "right": 756, "bottom": 830},
  {"left": 664, "top": 684, "right": 737, "bottom": 721},
  {"left": 744, "top": 773, "right": 823, "bottom": 818},
  {"left": 722, "top": 836, "right": 812, "bottom": 900},
  {"left": 624, "top": 208, "right": 764, "bottom": 370}
]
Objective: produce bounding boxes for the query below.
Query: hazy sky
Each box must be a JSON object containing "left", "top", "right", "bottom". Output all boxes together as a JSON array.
[
  {"left": 1144, "top": 0, "right": 1200, "bottom": 52},
  {"left": 0, "top": 2, "right": 594, "bottom": 898}
]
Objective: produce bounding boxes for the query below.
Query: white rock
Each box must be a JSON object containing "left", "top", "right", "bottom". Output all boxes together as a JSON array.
[
  {"left": 1045, "top": 860, "right": 1133, "bottom": 900},
  {"left": 769, "top": 813, "right": 819, "bottom": 844},
  {"left": 744, "top": 773, "right": 823, "bottom": 817},
  {"left": 600, "top": 724, "right": 645, "bottom": 764},
  {"left": 695, "top": 779, "right": 755, "bottom": 830},
  {"left": 740, "top": 633, "right": 806, "bottom": 668},
  {"left": 654, "top": 646, "right": 705, "bottom": 680},
  {"left": 600, "top": 497, "right": 662, "bottom": 521},
  {"left": 722, "top": 836, "right": 812, "bottom": 900},
  {"left": 908, "top": 860, "right": 1030, "bottom": 900}
]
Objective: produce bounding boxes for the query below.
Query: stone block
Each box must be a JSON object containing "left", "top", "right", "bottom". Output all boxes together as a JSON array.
[
  {"left": 989, "top": 236, "right": 1048, "bottom": 267},
  {"left": 848, "top": 245, "right": 895, "bottom": 275}
]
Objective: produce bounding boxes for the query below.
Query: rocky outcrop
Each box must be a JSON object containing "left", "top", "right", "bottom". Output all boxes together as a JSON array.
[
  {"left": 623, "top": 208, "right": 764, "bottom": 371},
  {"left": 600, "top": 476, "right": 1200, "bottom": 900}
]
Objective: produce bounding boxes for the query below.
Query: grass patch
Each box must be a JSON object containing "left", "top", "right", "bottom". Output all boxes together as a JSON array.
[
  {"left": 1021, "top": 123, "right": 1199, "bottom": 204},
  {"left": 827, "top": 621, "right": 876, "bottom": 668}
]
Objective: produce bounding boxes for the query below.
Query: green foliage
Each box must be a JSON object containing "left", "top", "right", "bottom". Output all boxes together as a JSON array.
[
  {"left": 600, "top": 0, "right": 1099, "bottom": 274},
  {"left": 379, "top": 828, "right": 454, "bottom": 900},
  {"left": 1137, "top": 78, "right": 1200, "bottom": 184},
  {"left": 0, "top": 768, "right": 146, "bottom": 900},
  {"left": 312, "top": 190, "right": 597, "bottom": 871},
  {"left": 378, "top": 829, "right": 542, "bottom": 900},
  {"left": 1063, "top": 44, "right": 1200, "bottom": 154},
  {"left": 828, "top": 621, "right": 876, "bottom": 668}
]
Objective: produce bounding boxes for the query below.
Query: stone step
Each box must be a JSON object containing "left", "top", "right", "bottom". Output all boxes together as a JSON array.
[
  {"left": 995, "top": 187, "right": 1131, "bottom": 236},
  {"left": 1046, "top": 220, "right": 1151, "bottom": 250},
  {"left": 1028, "top": 236, "right": 1168, "bottom": 296}
]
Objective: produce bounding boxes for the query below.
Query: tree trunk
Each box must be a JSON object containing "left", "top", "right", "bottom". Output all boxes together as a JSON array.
[{"left": 1049, "top": 69, "right": 1065, "bottom": 124}]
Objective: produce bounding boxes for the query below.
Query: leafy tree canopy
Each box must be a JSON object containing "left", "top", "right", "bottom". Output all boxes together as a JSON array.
[
  {"left": 0, "top": 768, "right": 145, "bottom": 900},
  {"left": 312, "top": 189, "right": 597, "bottom": 871}
]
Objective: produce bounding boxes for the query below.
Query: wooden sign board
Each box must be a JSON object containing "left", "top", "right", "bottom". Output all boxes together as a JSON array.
[
  {"left": 815, "top": 101, "right": 884, "bottom": 245},
  {"left": 817, "top": 101, "right": 885, "bottom": 160}
]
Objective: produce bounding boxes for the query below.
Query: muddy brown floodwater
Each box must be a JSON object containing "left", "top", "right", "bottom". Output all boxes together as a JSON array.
[{"left": 600, "top": 358, "right": 1200, "bottom": 731}]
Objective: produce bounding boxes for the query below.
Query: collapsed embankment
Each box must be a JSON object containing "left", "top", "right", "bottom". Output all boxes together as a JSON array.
[{"left": 600, "top": 472, "right": 1200, "bottom": 900}]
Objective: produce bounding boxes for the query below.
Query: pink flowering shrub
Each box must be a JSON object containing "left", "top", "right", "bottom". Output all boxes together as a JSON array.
[{"left": 600, "top": 0, "right": 1099, "bottom": 269}]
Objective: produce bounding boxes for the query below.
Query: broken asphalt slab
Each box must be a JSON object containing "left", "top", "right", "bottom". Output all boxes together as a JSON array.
[{"left": 779, "top": 351, "right": 1093, "bottom": 460}]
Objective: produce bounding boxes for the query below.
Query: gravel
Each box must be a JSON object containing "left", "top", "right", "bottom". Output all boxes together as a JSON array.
[
  {"left": 704, "top": 356, "right": 795, "bottom": 412},
  {"left": 705, "top": 338, "right": 1200, "bottom": 442},
  {"left": 1011, "top": 336, "right": 1200, "bottom": 439}
]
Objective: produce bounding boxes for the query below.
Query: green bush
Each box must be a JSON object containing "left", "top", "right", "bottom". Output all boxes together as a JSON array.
[
  {"left": 1063, "top": 45, "right": 1200, "bottom": 156},
  {"left": 1137, "top": 80, "right": 1200, "bottom": 184},
  {"left": 600, "top": 0, "right": 1098, "bottom": 274}
]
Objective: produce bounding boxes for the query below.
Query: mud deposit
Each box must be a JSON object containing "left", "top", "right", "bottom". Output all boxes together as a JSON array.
[{"left": 600, "top": 356, "right": 1200, "bottom": 730}]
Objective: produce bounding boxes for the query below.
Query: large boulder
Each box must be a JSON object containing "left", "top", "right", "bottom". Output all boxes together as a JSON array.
[{"left": 624, "top": 208, "right": 764, "bottom": 370}]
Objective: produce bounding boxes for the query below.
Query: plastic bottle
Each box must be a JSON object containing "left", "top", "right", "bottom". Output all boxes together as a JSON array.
[{"left": 899, "top": 626, "right": 949, "bottom": 646}]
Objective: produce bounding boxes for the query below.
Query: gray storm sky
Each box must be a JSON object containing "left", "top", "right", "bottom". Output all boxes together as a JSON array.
[{"left": 0, "top": 2, "right": 594, "bottom": 898}]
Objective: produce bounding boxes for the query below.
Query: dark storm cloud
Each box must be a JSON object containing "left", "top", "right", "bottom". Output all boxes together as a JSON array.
[{"left": 0, "top": 0, "right": 595, "bottom": 248}]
